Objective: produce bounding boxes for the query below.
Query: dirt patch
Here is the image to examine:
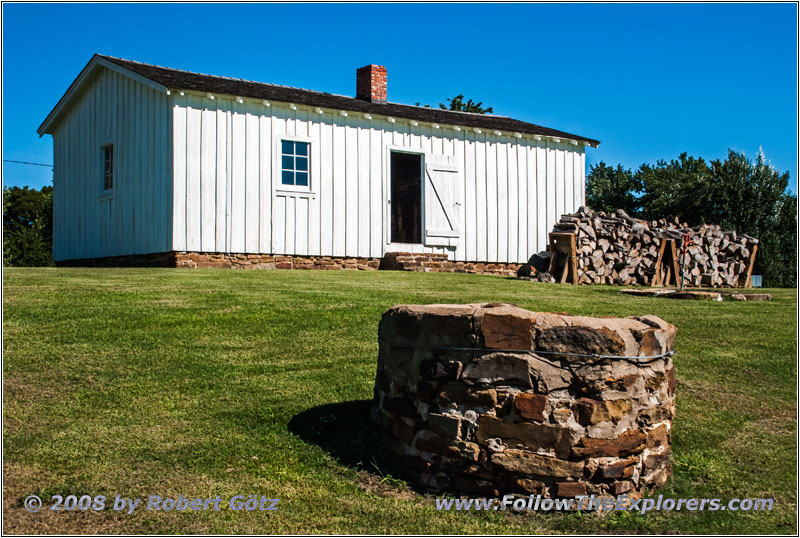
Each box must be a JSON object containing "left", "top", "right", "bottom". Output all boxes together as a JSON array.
[
  {"left": 2, "top": 463, "right": 127, "bottom": 535},
  {"left": 356, "top": 471, "right": 418, "bottom": 502}
]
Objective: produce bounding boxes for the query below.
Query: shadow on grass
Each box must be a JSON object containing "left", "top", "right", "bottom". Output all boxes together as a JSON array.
[{"left": 288, "top": 399, "right": 405, "bottom": 481}]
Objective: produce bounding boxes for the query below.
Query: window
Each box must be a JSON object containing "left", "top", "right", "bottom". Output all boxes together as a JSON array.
[
  {"left": 280, "top": 140, "right": 309, "bottom": 187},
  {"left": 102, "top": 144, "right": 114, "bottom": 191}
]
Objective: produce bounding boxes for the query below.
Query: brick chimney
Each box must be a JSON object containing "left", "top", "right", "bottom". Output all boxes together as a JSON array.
[{"left": 356, "top": 64, "right": 387, "bottom": 103}]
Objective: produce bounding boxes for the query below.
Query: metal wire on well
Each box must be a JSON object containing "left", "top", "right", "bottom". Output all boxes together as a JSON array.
[{"left": 377, "top": 337, "right": 674, "bottom": 371}]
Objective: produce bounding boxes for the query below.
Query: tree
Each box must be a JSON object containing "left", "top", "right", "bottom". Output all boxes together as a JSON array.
[
  {"left": 708, "top": 150, "right": 796, "bottom": 287},
  {"left": 3, "top": 186, "right": 53, "bottom": 266},
  {"left": 766, "top": 192, "right": 797, "bottom": 288},
  {"left": 636, "top": 153, "right": 715, "bottom": 224},
  {"left": 586, "top": 149, "right": 796, "bottom": 287},
  {"left": 416, "top": 94, "right": 494, "bottom": 114},
  {"left": 439, "top": 94, "right": 493, "bottom": 114},
  {"left": 585, "top": 162, "right": 640, "bottom": 215}
]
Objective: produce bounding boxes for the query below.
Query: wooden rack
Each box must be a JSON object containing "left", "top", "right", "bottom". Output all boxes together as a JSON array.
[
  {"left": 545, "top": 233, "right": 758, "bottom": 288},
  {"left": 742, "top": 243, "right": 758, "bottom": 288},
  {"left": 547, "top": 232, "right": 578, "bottom": 285},
  {"left": 651, "top": 239, "right": 680, "bottom": 287}
]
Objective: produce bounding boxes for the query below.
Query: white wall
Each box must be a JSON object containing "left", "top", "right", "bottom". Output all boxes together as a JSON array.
[
  {"left": 172, "top": 93, "right": 586, "bottom": 264},
  {"left": 52, "top": 68, "right": 171, "bottom": 261}
]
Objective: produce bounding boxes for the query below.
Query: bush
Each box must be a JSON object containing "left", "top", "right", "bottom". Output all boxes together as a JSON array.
[{"left": 3, "top": 186, "right": 53, "bottom": 267}]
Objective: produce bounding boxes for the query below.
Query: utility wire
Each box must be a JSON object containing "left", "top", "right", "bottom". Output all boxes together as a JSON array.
[{"left": 3, "top": 160, "right": 53, "bottom": 168}]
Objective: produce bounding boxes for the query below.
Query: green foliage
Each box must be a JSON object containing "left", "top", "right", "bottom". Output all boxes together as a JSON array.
[
  {"left": 3, "top": 186, "right": 53, "bottom": 267},
  {"left": 707, "top": 150, "right": 796, "bottom": 288},
  {"left": 586, "top": 150, "right": 797, "bottom": 287},
  {"left": 637, "top": 153, "right": 716, "bottom": 225},
  {"left": 439, "top": 94, "right": 493, "bottom": 114},
  {"left": 416, "top": 94, "right": 494, "bottom": 114},
  {"left": 585, "top": 162, "right": 640, "bottom": 214}
]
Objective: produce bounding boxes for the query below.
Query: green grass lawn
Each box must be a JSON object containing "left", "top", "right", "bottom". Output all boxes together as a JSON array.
[{"left": 3, "top": 267, "right": 797, "bottom": 534}]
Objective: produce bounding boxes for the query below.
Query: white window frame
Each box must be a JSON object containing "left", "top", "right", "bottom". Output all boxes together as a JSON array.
[{"left": 274, "top": 135, "right": 314, "bottom": 195}]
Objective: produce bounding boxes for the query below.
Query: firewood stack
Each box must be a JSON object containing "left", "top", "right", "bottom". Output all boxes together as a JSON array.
[{"left": 551, "top": 207, "right": 758, "bottom": 287}]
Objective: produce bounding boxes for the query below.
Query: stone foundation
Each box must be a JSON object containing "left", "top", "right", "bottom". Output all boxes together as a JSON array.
[
  {"left": 380, "top": 252, "right": 521, "bottom": 276},
  {"left": 175, "top": 252, "right": 381, "bottom": 270},
  {"left": 372, "top": 303, "right": 676, "bottom": 498},
  {"left": 56, "top": 250, "right": 521, "bottom": 276}
]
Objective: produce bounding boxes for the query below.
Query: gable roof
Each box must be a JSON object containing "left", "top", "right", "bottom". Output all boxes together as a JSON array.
[{"left": 40, "top": 54, "right": 600, "bottom": 146}]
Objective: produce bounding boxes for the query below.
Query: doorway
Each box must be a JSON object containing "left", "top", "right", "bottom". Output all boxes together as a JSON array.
[{"left": 390, "top": 151, "right": 422, "bottom": 244}]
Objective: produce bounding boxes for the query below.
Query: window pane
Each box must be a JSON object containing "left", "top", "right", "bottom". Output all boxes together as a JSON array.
[
  {"left": 281, "top": 140, "right": 294, "bottom": 155},
  {"left": 282, "top": 170, "right": 295, "bottom": 185},
  {"left": 295, "top": 172, "right": 308, "bottom": 186},
  {"left": 103, "top": 145, "right": 113, "bottom": 190},
  {"left": 282, "top": 155, "right": 294, "bottom": 170},
  {"left": 295, "top": 142, "right": 308, "bottom": 156},
  {"left": 295, "top": 156, "right": 308, "bottom": 171}
]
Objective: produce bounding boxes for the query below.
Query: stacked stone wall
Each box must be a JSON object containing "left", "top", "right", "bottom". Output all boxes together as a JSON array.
[
  {"left": 380, "top": 252, "right": 520, "bottom": 276},
  {"left": 57, "top": 251, "right": 521, "bottom": 276},
  {"left": 373, "top": 303, "right": 676, "bottom": 498},
  {"left": 175, "top": 253, "right": 381, "bottom": 270}
]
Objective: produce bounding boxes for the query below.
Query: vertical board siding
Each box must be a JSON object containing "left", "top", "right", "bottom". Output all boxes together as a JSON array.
[
  {"left": 172, "top": 93, "right": 187, "bottom": 252},
  {"left": 545, "top": 141, "right": 557, "bottom": 247},
  {"left": 516, "top": 142, "right": 527, "bottom": 263},
  {"left": 344, "top": 115, "right": 358, "bottom": 257},
  {"left": 259, "top": 110, "right": 272, "bottom": 254},
  {"left": 357, "top": 117, "right": 370, "bottom": 256},
  {"left": 200, "top": 99, "right": 217, "bottom": 253},
  {"left": 54, "top": 76, "right": 587, "bottom": 265},
  {"left": 475, "top": 132, "right": 488, "bottom": 262},
  {"left": 580, "top": 150, "right": 587, "bottom": 206},
  {"left": 230, "top": 101, "right": 246, "bottom": 252},
  {"left": 485, "top": 134, "right": 498, "bottom": 262},
  {"left": 536, "top": 143, "right": 547, "bottom": 256},
  {"left": 245, "top": 102, "right": 261, "bottom": 252},
  {"left": 52, "top": 68, "right": 170, "bottom": 260},
  {"left": 368, "top": 119, "right": 382, "bottom": 258},
  {"left": 564, "top": 145, "right": 574, "bottom": 224},
  {"left": 185, "top": 96, "right": 202, "bottom": 252},
  {"left": 215, "top": 99, "right": 229, "bottom": 252},
  {"left": 332, "top": 115, "right": 346, "bottom": 257},
  {"left": 320, "top": 113, "right": 334, "bottom": 255},
  {"left": 463, "top": 130, "right": 476, "bottom": 262},
  {"left": 506, "top": 139, "right": 518, "bottom": 264},
  {"left": 496, "top": 138, "right": 509, "bottom": 263},
  {"left": 555, "top": 142, "right": 565, "bottom": 230},
  {"left": 36, "top": 89, "right": 591, "bottom": 264}
]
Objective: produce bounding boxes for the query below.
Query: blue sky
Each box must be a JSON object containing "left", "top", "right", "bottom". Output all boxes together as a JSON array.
[{"left": 3, "top": 3, "right": 797, "bottom": 193}]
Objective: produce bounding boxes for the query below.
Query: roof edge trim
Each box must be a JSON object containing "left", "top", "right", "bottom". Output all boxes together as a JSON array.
[{"left": 37, "top": 54, "right": 167, "bottom": 136}]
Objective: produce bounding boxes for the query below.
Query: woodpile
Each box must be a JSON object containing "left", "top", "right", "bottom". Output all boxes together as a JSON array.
[{"left": 551, "top": 207, "right": 758, "bottom": 287}]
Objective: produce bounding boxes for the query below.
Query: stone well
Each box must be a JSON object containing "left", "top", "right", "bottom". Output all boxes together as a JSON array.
[{"left": 372, "top": 303, "right": 676, "bottom": 498}]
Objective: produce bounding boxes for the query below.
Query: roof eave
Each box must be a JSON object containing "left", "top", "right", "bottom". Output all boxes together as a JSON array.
[{"left": 159, "top": 86, "right": 600, "bottom": 146}]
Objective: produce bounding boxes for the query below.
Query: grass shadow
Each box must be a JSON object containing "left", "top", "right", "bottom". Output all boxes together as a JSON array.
[{"left": 288, "top": 400, "right": 407, "bottom": 483}]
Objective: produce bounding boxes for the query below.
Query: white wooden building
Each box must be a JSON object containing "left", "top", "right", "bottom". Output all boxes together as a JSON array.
[{"left": 38, "top": 54, "right": 598, "bottom": 266}]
